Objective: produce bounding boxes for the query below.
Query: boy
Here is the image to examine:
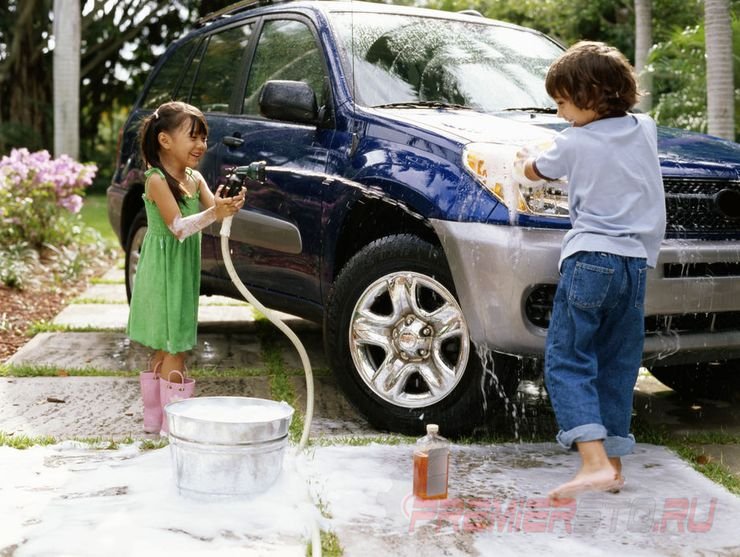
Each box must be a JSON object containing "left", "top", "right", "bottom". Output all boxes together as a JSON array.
[{"left": 514, "top": 41, "right": 666, "bottom": 499}]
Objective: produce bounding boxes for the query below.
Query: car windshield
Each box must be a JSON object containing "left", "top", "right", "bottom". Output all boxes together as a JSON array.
[{"left": 330, "top": 12, "right": 562, "bottom": 112}]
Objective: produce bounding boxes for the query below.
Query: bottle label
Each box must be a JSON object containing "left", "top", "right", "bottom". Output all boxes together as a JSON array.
[{"left": 425, "top": 447, "right": 448, "bottom": 497}]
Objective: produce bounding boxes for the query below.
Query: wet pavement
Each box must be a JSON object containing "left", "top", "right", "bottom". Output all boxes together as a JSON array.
[{"left": 2, "top": 264, "right": 740, "bottom": 555}]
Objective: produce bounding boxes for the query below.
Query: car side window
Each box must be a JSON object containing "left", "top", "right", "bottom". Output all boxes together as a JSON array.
[
  {"left": 142, "top": 37, "right": 199, "bottom": 109},
  {"left": 243, "top": 19, "right": 327, "bottom": 116},
  {"left": 188, "top": 23, "right": 254, "bottom": 113}
]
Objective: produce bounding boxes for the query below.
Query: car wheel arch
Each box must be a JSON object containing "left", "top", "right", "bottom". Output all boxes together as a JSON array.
[
  {"left": 121, "top": 182, "right": 145, "bottom": 252},
  {"left": 324, "top": 188, "right": 440, "bottom": 284}
]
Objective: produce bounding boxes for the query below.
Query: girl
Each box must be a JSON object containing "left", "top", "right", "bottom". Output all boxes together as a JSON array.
[
  {"left": 515, "top": 42, "right": 666, "bottom": 499},
  {"left": 127, "top": 101, "right": 245, "bottom": 433}
]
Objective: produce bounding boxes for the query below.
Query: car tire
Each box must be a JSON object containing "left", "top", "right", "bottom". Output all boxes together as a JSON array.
[
  {"left": 325, "top": 234, "right": 520, "bottom": 436},
  {"left": 650, "top": 361, "right": 740, "bottom": 401},
  {"left": 124, "top": 208, "right": 147, "bottom": 303}
]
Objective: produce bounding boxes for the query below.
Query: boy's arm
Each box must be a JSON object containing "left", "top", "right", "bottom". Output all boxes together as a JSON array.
[
  {"left": 524, "top": 159, "right": 548, "bottom": 181},
  {"left": 513, "top": 147, "right": 559, "bottom": 186}
]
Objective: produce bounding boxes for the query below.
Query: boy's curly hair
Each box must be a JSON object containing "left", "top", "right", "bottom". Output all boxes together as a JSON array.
[{"left": 545, "top": 41, "right": 639, "bottom": 115}]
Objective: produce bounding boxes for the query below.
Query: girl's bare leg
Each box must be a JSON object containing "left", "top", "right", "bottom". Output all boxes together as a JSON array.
[
  {"left": 150, "top": 351, "right": 166, "bottom": 373},
  {"left": 161, "top": 352, "right": 186, "bottom": 382},
  {"left": 549, "top": 440, "right": 621, "bottom": 500}
]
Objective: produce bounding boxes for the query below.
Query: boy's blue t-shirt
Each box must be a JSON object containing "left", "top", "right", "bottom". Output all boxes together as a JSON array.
[{"left": 534, "top": 113, "right": 666, "bottom": 269}]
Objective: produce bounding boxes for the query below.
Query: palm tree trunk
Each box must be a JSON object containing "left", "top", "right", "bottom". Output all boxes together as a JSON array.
[
  {"left": 634, "top": 0, "right": 653, "bottom": 112},
  {"left": 53, "top": 0, "right": 80, "bottom": 158},
  {"left": 704, "top": 0, "right": 734, "bottom": 140}
]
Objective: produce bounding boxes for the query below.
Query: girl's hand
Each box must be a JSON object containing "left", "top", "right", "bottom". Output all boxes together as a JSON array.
[
  {"left": 213, "top": 185, "right": 241, "bottom": 220},
  {"left": 232, "top": 187, "right": 247, "bottom": 210}
]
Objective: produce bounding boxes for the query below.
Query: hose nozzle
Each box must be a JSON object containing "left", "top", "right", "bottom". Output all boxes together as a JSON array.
[{"left": 232, "top": 160, "right": 266, "bottom": 183}]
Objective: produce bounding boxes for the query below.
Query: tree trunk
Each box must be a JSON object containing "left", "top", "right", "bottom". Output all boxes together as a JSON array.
[
  {"left": 634, "top": 0, "right": 653, "bottom": 112},
  {"left": 53, "top": 0, "right": 80, "bottom": 158},
  {"left": 704, "top": 0, "right": 734, "bottom": 140}
]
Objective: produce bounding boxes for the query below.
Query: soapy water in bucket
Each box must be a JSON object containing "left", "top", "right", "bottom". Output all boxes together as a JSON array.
[
  {"left": 170, "top": 402, "right": 289, "bottom": 423},
  {"left": 165, "top": 397, "right": 294, "bottom": 499}
]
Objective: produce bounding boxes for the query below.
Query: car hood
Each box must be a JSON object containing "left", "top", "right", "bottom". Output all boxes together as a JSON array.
[{"left": 375, "top": 108, "right": 740, "bottom": 179}]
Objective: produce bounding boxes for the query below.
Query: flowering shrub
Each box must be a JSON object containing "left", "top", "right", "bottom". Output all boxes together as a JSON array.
[{"left": 0, "top": 148, "right": 97, "bottom": 248}]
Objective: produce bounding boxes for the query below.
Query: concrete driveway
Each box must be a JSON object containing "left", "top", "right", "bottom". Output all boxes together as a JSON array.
[{"left": 2, "top": 264, "right": 739, "bottom": 556}]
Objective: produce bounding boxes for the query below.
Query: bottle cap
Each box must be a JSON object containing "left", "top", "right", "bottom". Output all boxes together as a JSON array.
[{"left": 426, "top": 424, "right": 439, "bottom": 434}]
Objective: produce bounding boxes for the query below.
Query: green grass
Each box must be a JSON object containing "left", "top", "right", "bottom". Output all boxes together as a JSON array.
[
  {"left": 91, "top": 276, "right": 125, "bottom": 285},
  {"left": 72, "top": 297, "right": 128, "bottom": 304},
  {"left": 307, "top": 531, "right": 342, "bottom": 557},
  {"left": 0, "top": 431, "right": 57, "bottom": 449},
  {"left": 632, "top": 416, "right": 740, "bottom": 495},
  {"left": 26, "top": 322, "right": 122, "bottom": 335},
  {"left": 310, "top": 434, "right": 413, "bottom": 447},
  {"left": 0, "top": 432, "right": 167, "bottom": 451},
  {"left": 0, "top": 363, "right": 284, "bottom": 379},
  {"left": 80, "top": 192, "right": 118, "bottom": 246}
]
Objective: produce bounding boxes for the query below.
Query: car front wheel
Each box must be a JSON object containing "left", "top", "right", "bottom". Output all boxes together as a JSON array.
[{"left": 325, "top": 234, "right": 518, "bottom": 436}]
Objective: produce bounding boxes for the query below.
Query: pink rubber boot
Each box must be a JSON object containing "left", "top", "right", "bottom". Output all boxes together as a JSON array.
[
  {"left": 139, "top": 361, "right": 162, "bottom": 434},
  {"left": 159, "top": 370, "right": 196, "bottom": 435}
]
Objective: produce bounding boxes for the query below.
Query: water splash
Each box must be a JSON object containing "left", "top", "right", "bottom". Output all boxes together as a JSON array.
[
  {"left": 262, "top": 165, "right": 427, "bottom": 222},
  {"left": 474, "top": 343, "right": 522, "bottom": 440}
]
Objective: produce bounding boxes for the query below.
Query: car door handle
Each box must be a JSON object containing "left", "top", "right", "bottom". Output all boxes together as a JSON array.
[{"left": 222, "top": 136, "right": 244, "bottom": 147}]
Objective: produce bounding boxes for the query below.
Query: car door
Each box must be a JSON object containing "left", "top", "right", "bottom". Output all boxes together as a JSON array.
[
  {"left": 179, "top": 21, "right": 256, "bottom": 277},
  {"left": 211, "top": 16, "right": 335, "bottom": 309}
]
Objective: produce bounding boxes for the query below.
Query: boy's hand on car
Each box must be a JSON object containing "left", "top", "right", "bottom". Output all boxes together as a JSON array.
[
  {"left": 512, "top": 149, "right": 545, "bottom": 188},
  {"left": 514, "top": 146, "right": 534, "bottom": 161}
]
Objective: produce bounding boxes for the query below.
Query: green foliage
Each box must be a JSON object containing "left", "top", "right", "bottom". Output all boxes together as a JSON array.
[
  {"left": 0, "top": 242, "right": 38, "bottom": 289},
  {"left": 427, "top": 0, "right": 701, "bottom": 58},
  {"left": 649, "top": 18, "right": 740, "bottom": 139}
]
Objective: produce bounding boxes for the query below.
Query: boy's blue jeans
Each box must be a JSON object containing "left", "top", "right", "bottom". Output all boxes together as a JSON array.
[{"left": 545, "top": 251, "right": 648, "bottom": 457}]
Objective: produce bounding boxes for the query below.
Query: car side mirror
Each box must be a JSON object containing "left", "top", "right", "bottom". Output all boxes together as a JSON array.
[{"left": 259, "top": 80, "right": 318, "bottom": 125}]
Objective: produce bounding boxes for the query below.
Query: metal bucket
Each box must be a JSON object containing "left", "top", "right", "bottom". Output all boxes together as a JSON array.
[{"left": 164, "top": 396, "right": 294, "bottom": 498}]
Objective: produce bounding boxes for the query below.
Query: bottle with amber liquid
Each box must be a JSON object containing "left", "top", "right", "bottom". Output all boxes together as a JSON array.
[{"left": 413, "top": 423, "right": 450, "bottom": 499}]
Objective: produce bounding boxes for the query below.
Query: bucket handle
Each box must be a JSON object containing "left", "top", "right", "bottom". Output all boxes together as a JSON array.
[{"left": 165, "top": 370, "right": 187, "bottom": 391}]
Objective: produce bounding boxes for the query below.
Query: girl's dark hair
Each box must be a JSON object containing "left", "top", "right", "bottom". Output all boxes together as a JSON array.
[
  {"left": 545, "top": 41, "right": 639, "bottom": 116},
  {"left": 138, "top": 101, "right": 208, "bottom": 205}
]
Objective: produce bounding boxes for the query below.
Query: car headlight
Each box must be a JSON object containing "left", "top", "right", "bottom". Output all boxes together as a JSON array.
[{"left": 462, "top": 142, "right": 569, "bottom": 218}]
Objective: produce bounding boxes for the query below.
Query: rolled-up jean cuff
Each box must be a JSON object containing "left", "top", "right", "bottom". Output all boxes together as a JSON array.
[
  {"left": 556, "top": 423, "right": 607, "bottom": 451},
  {"left": 603, "top": 434, "right": 636, "bottom": 457}
]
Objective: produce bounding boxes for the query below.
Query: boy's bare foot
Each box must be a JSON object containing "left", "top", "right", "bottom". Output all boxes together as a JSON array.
[
  {"left": 548, "top": 467, "right": 621, "bottom": 500},
  {"left": 608, "top": 457, "right": 625, "bottom": 493}
]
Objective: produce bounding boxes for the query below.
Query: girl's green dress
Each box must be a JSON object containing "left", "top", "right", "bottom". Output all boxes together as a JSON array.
[{"left": 127, "top": 168, "right": 201, "bottom": 354}]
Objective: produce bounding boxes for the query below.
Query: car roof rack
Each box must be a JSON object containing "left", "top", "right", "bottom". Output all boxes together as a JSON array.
[{"left": 197, "top": 0, "right": 286, "bottom": 26}]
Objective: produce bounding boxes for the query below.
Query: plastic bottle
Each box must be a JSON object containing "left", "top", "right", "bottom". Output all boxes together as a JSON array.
[{"left": 413, "top": 423, "right": 450, "bottom": 499}]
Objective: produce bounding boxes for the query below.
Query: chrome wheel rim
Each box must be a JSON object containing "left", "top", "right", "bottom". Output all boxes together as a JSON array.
[{"left": 349, "top": 272, "right": 469, "bottom": 408}]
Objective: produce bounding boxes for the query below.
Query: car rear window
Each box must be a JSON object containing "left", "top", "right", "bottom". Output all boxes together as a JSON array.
[
  {"left": 141, "top": 37, "right": 199, "bottom": 109},
  {"left": 189, "top": 23, "right": 254, "bottom": 113}
]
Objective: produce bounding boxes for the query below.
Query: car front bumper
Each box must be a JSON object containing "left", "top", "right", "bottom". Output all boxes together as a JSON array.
[{"left": 432, "top": 220, "right": 740, "bottom": 366}]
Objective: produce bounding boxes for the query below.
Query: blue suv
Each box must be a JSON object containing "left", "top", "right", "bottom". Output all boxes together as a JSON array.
[{"left": 108, "top": 0, "right": 740, "bottom": 435}]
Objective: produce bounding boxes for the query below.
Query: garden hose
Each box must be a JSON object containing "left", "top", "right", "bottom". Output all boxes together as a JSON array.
[
  {"left": 220, "top": 193, "right": 321, "bottom": 556},
  {"left": 219, "top": 213, "right": 315, "bottom": 450}
]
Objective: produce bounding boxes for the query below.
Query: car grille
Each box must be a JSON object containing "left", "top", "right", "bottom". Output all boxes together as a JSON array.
[
  {"left": 525, "top": 285, "right": 740, "bottom": 335},
  {"left": 664, "top": 178, "right": 740, "bottom": 238},
  {"left": 645, "top": 311, "right": 740, "bottom": 334}
]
